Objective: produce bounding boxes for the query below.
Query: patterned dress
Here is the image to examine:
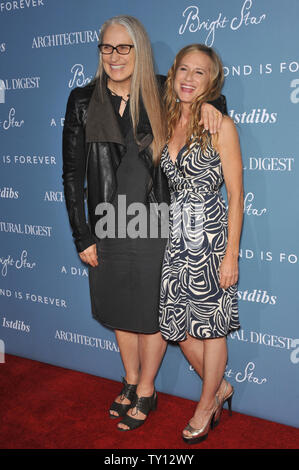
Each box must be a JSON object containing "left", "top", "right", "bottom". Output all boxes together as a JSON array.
[{"left": 159, "top": 139, "right": 240, "bottom": 341}]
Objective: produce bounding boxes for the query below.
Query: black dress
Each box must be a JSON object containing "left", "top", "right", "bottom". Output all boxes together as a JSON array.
[{"left": 88, "top": 90, "right": 167, "bottom": 333}]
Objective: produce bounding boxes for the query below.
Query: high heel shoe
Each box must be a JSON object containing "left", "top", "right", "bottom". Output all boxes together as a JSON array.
[
  {"left": 109, "top": 377, "right": 137, "bottom": 419},
  {"left": 117, "top": 390, "right": 157, "bottom": 431},
  {"left": 182, "top": 397, "right": 219, "bottom": 445},
  {"left": 213, "top": 380, "right": 234, "bottom": 428}
]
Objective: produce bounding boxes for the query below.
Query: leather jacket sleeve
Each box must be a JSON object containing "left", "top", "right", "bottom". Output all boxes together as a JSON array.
[
  {"left": 207, "top": 94, "right": 228, "bottom": 115},
  {"left": 62, "top": 89, "right": 96, "bottom": 253}
]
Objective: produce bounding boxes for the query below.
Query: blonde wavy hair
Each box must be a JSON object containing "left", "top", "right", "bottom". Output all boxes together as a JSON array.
[
  {"left": 95, "top": 15, "right": 166, "bottom": 165},
  {"left": 165, "top": 44, "right": 224, "bottom": 151}
]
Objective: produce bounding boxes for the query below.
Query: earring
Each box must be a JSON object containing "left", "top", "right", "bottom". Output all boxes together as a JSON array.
[{"left": 176, "top": 98, "right": 180, "bottom": 103}]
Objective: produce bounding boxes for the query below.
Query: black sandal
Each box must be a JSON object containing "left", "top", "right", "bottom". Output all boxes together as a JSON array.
[
  {"left": 117, "top": 390, "right": 157, "bottom": 431},
  {"left": 109, "top": 377, "right": 137, "bottom": 419}
]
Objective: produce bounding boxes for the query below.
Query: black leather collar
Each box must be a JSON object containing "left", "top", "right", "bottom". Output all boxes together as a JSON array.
[
  {"left": 85, "top": 78, "right": 153, "bottom": 148},
  {"left": 86, "top": 78, "right": 125, "bottom": 145}
]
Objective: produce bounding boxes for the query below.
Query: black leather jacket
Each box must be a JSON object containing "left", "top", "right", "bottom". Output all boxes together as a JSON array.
[{"left": 62, "top": 76, "right": 227, "bottom": 253}]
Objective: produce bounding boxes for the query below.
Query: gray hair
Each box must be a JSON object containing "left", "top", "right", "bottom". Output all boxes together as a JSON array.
[{"left": 95, "top": 15, "right": 166, "bottom": 162}]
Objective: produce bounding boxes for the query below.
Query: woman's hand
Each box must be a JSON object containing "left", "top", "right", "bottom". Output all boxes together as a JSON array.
[
  {"left": 219, "top": 253, "right": 239, "bottom": 289},
  {"left": 200, "top": 102, "right": 223, "bottom": 134},
  {"left": 79, "top": 243, "right": 99, "bottom": 267}
]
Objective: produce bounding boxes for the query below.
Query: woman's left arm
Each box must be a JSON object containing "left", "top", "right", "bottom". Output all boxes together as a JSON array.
[{"left": 214, "top": 116, "right": 244, "bottom": 289}]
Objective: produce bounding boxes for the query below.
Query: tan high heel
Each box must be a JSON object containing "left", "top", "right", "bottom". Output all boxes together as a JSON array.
[
  {"left": 214, "top": 380, "right": 234, "bottom": 427},
  {"left": 182, "top": 397, "right": 219, "bottom": 445}
]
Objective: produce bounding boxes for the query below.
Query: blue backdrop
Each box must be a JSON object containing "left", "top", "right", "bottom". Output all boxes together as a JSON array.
[{"left": 0, "top": 0, "right": 298, "bottom": 429}]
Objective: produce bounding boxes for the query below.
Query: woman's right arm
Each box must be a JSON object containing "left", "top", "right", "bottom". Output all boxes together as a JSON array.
[{"left": 62, "top": 89, "right": 98, "bottom": 264}]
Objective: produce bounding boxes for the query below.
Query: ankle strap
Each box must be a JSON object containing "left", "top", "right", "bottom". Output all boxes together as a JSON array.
[
  {"left": 120, "top": 377, "right": 137, "bottom": 402},
  {"left": 131, "top": 391, "right": 156, "bottom": 415}
]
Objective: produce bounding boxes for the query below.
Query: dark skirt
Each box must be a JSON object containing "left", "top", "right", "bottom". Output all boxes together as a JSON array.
[
  {"left": 88, "top": 236, "right": 166, "bottom": 333},
  {"left": 88, "top": 131, "right": 167, "bottom": 334}
]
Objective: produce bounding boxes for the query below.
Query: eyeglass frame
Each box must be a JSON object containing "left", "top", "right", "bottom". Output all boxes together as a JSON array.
[{"left": 98, "top": 44, "right": 135, "bottom": 55}]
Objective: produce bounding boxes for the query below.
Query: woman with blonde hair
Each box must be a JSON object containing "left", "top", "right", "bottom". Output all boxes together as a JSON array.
[
  {"left": 63, "top": 17, "right": 225, "bottom": 432},
  {"left": 159, "top": 44, "right": 243, "bottom": 443}
]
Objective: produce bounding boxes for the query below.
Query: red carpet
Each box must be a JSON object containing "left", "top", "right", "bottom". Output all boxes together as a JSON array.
[{"left": 0, "top": 354, "right": 298, "bottom": 450}]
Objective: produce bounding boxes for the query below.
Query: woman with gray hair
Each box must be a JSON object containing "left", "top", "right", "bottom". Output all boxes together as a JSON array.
[{"left": 62, "top": 15, "right": 225, "bottom": 432}]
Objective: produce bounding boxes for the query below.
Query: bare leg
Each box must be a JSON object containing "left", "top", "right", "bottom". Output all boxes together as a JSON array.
[
  {"left": 110, "top": 329, "right": 140, "bottom": 417},
  {"left": 179, "top": 333, "right": 204, "bottom": 377},
  {"left": 200, "top": 337, "right": 228, "bottom": 406},
  {"left": 179, "top": 333, "right": 229, "bottom": 398},
  {"left": 182, "top": 336, "right": 228, "bottom": 437},
  {"left": 118, "top": 331, "right": 167, "bottom": 430},
  {"left": 137, "top": 331, "right": 167, "bottom": 395}
]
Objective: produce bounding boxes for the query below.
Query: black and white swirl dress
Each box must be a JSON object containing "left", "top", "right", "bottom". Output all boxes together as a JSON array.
[{"left": 159, "top": 140, "right": 240, "bottom": 341}]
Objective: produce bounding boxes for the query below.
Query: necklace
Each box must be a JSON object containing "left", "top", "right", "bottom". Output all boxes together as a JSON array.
[{"left": 109, "top": 88, "right": 130, "bottom": 104}]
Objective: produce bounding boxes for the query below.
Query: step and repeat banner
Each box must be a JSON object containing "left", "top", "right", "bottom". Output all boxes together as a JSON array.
[{"left": 0, "top": 0, "right": 298, "bottom": 429}]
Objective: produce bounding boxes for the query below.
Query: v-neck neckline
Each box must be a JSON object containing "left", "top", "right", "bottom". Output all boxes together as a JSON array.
[{"left": 167, "top": 143, "right": 188, "bottom": 165}]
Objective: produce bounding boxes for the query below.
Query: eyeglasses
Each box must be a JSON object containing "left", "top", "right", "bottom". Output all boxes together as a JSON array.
[{"left": 98, "top": 44, "right": 134, "bottom": 55}]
